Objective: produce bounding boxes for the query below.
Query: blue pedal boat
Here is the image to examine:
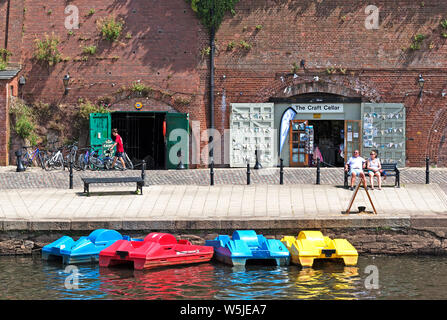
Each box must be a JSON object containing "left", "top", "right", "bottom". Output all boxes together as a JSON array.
[
  {"left": 42, "top": 229, "right": 139, "bottom": 264},
  {"left": 205, "top": 230, "right": 290, "bottom": 266}
]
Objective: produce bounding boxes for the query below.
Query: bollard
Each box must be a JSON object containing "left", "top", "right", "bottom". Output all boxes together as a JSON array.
[
  {"left": 69, "top": 160, "right": 73, "bottom": 189},
  {"left": 141, "top": 160, "right": 146, "bottom": 186},
  {"left": 280, "top": 158, "right": 284, "bottom": 185},
  {"left": 210, "top": 161, "right": 214, "bottom": 186},
  {"left": 426, "top": 157, "right": 430, "bottom": 184},
  {"left": 15, "top": 149, "right": 25, "bottom": 172},
  {"left": 254, "top": 149, "right": 262, "bottom": 169},
  {"left": 316, "top": 158, "right": 321, "bottom": 185},
  {"left": 177, "top": 150, "right": 186, "bottom": 170},
  {"left": 247, "top": 161, "right": 251, "bottom": 185}
]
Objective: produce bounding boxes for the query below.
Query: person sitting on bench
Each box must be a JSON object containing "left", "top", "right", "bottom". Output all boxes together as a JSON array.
[
  {"left": 344, "top": 150, "right": 366, "bottom": 191},
  {"left": 367, "top": 150, "right": 382, "bottom": 190}
]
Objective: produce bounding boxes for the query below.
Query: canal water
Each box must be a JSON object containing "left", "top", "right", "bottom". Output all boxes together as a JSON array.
[{"left": 0, "top": 254, "right": 446, "bottom": 300}]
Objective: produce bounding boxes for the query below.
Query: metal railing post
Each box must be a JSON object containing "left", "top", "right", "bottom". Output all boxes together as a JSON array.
[
  {"left": 210, "top": 161, "right": 214, "bottom": 186},
  {"left": 280, "top": 158, "right": 284, "bottom": 185},
  {"left": 247, "top": 161, "right": 251, "bottom": 185},
  {"left": 316, "top": 158, "right": 321, "bottom": 185},
  {"left": 69, "top": 160, "right": 73, "bottom": 189},
  {"left": 141, "top": 160, "right": 146, "bottom": 186},
  {"left": 426, "top": 157, "right": 430, "bottom": 184}
]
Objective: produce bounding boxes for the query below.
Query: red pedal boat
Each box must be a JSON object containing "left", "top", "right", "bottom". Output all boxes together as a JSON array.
[{"left": 99, "top": 233, "right": 214, "bottom": 270}]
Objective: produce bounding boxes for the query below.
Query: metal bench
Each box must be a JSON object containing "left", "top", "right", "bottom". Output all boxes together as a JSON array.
[
  {"left": 344, "top": 162, "right": 400, "bottom": 188},
  {"left": 82, "top": 177, "right": 144, "bottom": 196}
]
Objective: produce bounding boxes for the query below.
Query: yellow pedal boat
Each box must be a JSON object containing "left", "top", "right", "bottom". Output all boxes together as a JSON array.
[{"left": 281, "top": 231, "right": 358, "bottom": 267}]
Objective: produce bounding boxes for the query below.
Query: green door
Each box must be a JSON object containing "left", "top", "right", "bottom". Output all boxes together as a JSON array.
[
  {"left": 166, "top": 113, "right": 189, "bottom": 169},
  {"left": 89, "top": 113, "right": 111, "bottom": 154}
]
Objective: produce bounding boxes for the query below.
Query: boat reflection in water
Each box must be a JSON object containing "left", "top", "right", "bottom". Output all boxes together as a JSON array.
[
  {"left": 98, "top": 263, "right": 218, "bottom": 300},
  {"left": 291, "top": 261, "right": 362, "bottom": 300}
]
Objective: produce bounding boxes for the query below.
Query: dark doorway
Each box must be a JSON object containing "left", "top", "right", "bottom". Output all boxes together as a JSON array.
[
  {"left": 308, "top": 120, "right": 344, "bottom": 167},
  {"left": 111, "top": 112, "right": 166, "bottom": 169}
]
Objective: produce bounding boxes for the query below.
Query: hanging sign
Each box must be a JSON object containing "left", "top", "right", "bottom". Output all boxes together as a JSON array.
[{"left": 292, "top": 103, "right": 343, "bottom": 113}]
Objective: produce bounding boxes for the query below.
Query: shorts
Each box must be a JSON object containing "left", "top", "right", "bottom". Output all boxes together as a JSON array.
[
  {"left": 368, "top": 170, "right": 380, "bottom": 175},
  {"left": 349, "top": 168, "right": 363, "bottom": 176},
  {"left": 115, "top": 151, "right": 124, "bottom": 158}
]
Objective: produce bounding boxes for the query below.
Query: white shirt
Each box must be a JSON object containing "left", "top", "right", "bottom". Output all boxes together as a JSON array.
[{"left": 347, "top": 156, "right": 365, "bottom": 169}]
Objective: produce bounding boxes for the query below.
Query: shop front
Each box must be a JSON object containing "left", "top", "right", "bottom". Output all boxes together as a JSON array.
[{"left": 229, "top": 101, "right": 406, "bottom": 168}]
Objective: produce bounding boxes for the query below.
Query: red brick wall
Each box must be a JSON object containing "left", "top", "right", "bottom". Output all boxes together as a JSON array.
[{"left": 2, "top": 0, "right": 447, "bottom": 166}]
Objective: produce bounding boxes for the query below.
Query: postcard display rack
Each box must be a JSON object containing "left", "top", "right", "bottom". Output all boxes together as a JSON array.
[
  {"left": 230, "top": 103, "right": 275, "bottom": 167},
  {"left": 362, "top": 103, "right": 406, "bottom": 167}
]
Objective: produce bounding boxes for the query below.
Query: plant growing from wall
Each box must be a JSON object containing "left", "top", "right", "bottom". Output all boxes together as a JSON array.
[
  {"left": 200, "top": 46, "right": 211, "bottom": 57},
  {"left": 291, "top": 62, "right": 299, "bottom": 74},
  {"left": 226, "top": 41, "right": 235, "bottom": 51},
  {"left": 34, "top": 33, "right": 61, "bottom": 66},
  {"left": 97, "top": 15, "right": 124, "bottom": 42},
  {"left": 239, "top": 40, "right": 251, "bottom": 50},
  {"left": 9, "top": 100, "right": 39, "bottom": 145},
  {"left": 77, "top": 99, "right": 110, "bottom": 120},
  {"left": 82, "top": 45, "right": 97, "bottom": 55},
  {"left": 440, "top": 18, "right": 447, "bottom": 38},
  {"left": 0, "top": 48, "right": 12, "bottom": 71},
  {"left": 409, "top": 34, "right": 425, "bottom": 50}
]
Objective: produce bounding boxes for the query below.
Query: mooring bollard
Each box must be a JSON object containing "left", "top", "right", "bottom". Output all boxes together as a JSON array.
[
  {"left": 316, "top": 158, "right": 321, "bottom": 185},
  {"left": 210, "top": 161, "right": 214, "bottom": 186},
  {"left": 247, "top": 161, "right": 251, "bottom": 185},
  {"left": 254, "top": 149, "right": 262, "bottom": 169},
  {"left": 280, "top": 158, "right": 284, "bottom": 185},
  {"left": 15, "top": 149, "right": 25, "bottom": 172},
  {"left": 426, "top": 157, "right": 430, "bottom": 184},
  {"left": 141, "top": 160, "right": 146, "bottom": 186},
  {"left": 69, "top": 160, "right": 73, "bottom": 189}
]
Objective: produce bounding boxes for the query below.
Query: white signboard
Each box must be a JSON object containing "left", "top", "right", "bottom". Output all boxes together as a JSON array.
[{"left": 292, "top": 103, "right": 344, "bottom": 113}]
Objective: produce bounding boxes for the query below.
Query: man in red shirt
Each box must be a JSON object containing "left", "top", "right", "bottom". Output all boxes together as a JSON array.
[{"left": 109, "top": 128, "right": 126, "bottom": 170}]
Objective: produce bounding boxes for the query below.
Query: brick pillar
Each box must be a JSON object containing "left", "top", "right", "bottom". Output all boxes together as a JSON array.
[{"left": 0, "top": 77, "right": 17, "bottom": 166}]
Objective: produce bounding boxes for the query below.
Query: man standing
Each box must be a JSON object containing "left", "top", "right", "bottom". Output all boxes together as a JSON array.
[
  {"left": 344, "top": 150, "right": 366, "bottom": 190},
  {"left": 109, "top": 128, "right": 126, "bottom": 170}
]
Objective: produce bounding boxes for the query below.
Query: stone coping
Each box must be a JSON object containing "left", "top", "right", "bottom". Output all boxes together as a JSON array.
[{"left": 2, "top": 216, "right": 447, "bottom": 231}]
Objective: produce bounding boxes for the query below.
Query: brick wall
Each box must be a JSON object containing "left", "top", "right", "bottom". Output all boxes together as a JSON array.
[{"left": 1, "top": 0, "right": 447, "bottom": 166}]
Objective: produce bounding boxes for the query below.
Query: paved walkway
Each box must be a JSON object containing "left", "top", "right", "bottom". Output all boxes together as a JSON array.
[
  {"left": 1, "top": 183, "right": 447, "bottom": 231},
  {"left": 0, "top": 166, "right": 445, "bottom": 188}
]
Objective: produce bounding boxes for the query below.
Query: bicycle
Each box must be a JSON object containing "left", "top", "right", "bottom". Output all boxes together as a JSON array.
[
  {"left": 44, "top": 146, "right": 65, "bottom": 171},
  {"left": 77, "top": 146, "right": 91, "bottom": 171},
  {"left": 88, "top": 145, "right": 116, "bottom": 171},
  {"left": 63, "top": 142, "right": 79, "bottom": 169},
  {"left": 21, "top": 145, "right": 46, "bottom": 169}
]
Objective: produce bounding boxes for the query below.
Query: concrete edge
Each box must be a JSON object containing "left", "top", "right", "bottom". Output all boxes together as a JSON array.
[{"left": 1, "top": 216, "right": 443, "bottom": 231}]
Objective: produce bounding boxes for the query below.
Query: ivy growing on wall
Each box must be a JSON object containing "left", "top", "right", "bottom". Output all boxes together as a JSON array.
[{"left": 185, "top": 0, "right": 239, "bottom": 31}]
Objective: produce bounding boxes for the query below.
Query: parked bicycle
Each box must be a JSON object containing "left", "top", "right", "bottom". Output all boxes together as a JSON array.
[
  {"left": 44, "top": 146, "right": 65, "bottom": 171},
  {"left": 21, "top": 145, "right": 47, "bottom": 169}
]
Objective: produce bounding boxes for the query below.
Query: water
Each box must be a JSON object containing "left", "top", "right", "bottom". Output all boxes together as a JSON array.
[{"left": 0, "top": 254, "right": 446, "bottom": 300}]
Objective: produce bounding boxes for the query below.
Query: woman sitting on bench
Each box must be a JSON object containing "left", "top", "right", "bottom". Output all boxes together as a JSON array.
[{"left": 367, "top": 150, "right": 382, "bottom": 190}]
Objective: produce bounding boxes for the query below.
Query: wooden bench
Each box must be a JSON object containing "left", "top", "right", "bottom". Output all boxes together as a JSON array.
[
  {"left": 344, "top": 163, "right": 400, "bottom": 188},
  {"left": 82, "top": 177, "right": 144, "bottom": 196}
]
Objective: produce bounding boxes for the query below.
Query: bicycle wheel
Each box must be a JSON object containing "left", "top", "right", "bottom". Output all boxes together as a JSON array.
[
  {"left": 37, "top": 152, "right": 47, "bottom": 169},
  {"left": 124, "top": 153, "right": 134, "bottom": 170},
  {"left": 77, "top": 154, "right": 87, "bottom": 171},
  {"left": 44, "top": 159, "right": 53, "bottom": 171},
  {"left": 22, "top": 153, "right": 31, "bottom": 169}
]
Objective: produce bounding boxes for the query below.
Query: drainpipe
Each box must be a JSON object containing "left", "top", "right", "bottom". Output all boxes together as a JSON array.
[
  {"left": 4, "top": 0, "right": 10, "bottom": 53},
  {"left": 208, "top": 10, "right": 215, "bottom": 163}
]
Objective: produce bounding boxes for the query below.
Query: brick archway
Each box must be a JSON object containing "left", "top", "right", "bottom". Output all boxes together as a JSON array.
[{"left": 255, "top": 76, "right": 382, "bottom": 102}]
